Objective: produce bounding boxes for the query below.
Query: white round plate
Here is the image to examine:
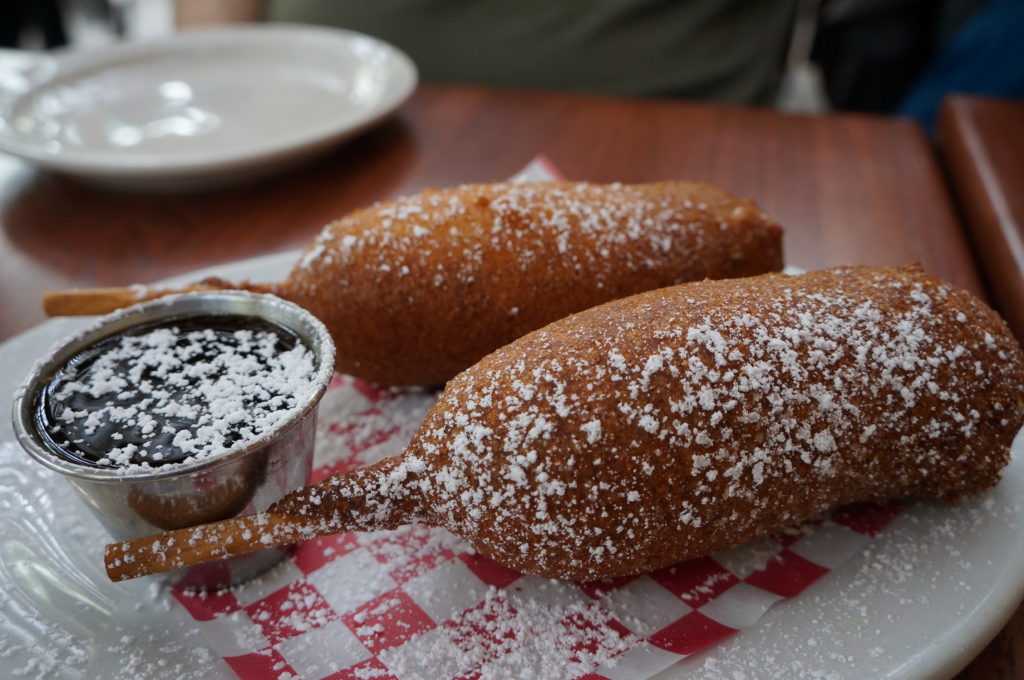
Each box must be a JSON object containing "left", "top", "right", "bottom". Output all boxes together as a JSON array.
[
  {"left": 2, "top": 252, "right": 1023, "bottom": 679},
  {"left": 0, "top": 25, "right": 417, "bottom": 191}
]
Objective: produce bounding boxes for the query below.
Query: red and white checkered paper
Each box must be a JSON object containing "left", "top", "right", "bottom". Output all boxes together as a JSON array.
[{"left": 169, "top": 158, "right": 902, "bottom": 680}]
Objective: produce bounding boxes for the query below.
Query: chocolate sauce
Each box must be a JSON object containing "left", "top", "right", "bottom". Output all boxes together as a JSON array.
[{"left": 36, "top": 314, "right": 314, "bottom": 469}]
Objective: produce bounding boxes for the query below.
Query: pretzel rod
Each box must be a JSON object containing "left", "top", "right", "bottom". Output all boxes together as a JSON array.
[
  {"left": 104, "top": 511, "right": 320, "bottom": 582},
  {"left": 43, "top": 284, "right": 224, "bottom": 316},
  {"left": 104, "top": 458, "right": 408, "bottom": 582}
]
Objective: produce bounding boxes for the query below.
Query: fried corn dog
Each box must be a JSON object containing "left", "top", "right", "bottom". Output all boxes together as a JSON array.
[
  {"left": 48, "top": 181, "right": 783, "bottom": 386},
  {"left": 106, "top": 264, "right": 1024, "bottom": 583}
]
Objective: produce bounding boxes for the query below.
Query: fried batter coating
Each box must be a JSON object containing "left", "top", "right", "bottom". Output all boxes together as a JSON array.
[
  {"left": 107, "top": 266, "right": 1024, "bottom": 582},
  {"left": 272, "top": 264, "right": 1023, "bottom": 581},
  {"left": 284, "top": 181, "right": 783, "bottom": 385}
]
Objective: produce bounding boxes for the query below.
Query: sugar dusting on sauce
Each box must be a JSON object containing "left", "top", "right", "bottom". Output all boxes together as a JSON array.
[{"left": 39, "top": 315, "right": 317, "bottom": 472}]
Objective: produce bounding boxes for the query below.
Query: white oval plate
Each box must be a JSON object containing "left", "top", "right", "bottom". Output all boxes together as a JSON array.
[
  {"left": 0, "top": 25, "right": 417, "bottom": 191},
  {"left": 1, "top": 253, "right": 1023, "bottom": 679}
]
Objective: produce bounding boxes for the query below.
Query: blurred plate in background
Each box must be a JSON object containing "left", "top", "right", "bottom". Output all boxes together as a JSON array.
[{"left": 0, "top": 24, "right": 417, "bottom": 191}]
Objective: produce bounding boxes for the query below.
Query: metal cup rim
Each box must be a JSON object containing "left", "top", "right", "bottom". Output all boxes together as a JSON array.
[{"left": 11, "top": 290, "right": 336, "bottom": 483}]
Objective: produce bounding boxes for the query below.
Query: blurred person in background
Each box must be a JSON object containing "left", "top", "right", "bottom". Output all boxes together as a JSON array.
[
  {"left": 814, "top": 0, "right": 1024, "bottom": 130},
  {"left": 0, "top": 0, "right": 68, "bottom": 48},
  {"left": 896, "top": 0, "right": 1024, "bottom": 132},
  {"left": 176, "top": 0, "right": 799, "bottom": 105},
  {"left": 25, "top": 0, "right": 1018, "bottom": 129}
]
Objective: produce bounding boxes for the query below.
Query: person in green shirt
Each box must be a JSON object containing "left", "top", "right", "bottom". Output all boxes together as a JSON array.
[{"left": 179, "top": 0, "right": 798, "bottom": 105}]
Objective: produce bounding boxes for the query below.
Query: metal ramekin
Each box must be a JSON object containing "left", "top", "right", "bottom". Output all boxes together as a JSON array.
[{"left": 11, "top": 291, "right": 335, "bottom": 589}]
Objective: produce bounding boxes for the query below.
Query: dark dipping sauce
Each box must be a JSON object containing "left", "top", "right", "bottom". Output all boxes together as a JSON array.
[{"left": 36, "top": 314, "right": 315, "bottom": 469}]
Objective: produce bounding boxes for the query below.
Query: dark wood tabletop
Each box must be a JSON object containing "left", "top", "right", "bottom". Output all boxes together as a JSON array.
[
  {"left": 0, "top": 83, "right": 1014, "bottom": 677},
  {"left": 936, "top": 95, "right": 1024, "bottom": 679},
  {"left": 938, "top": 94, "right": 1024, "bottom": 342}
]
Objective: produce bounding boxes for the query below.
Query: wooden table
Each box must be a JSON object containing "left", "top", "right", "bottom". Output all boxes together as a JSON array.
[
  {"left": 0, "top": 84, "right": 1013, "bottom": 677},
  {"left": 938, "top": 94, "right": 1024, "bottom": 342},
  {"left": 936, "top": 94, "right": 1024, "bottom": 680}
]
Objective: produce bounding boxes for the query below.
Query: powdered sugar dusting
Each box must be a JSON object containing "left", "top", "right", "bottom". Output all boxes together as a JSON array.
[
  {"left": 221, "top": 378, "right": 638, "bottom": 678},
  {"left": 284, "top": 180, "right": 781, "bottom": 385},
  {"left": 127, "top": 266, "right": 1023, "bottom": 589},
  {"left": 381, "top": 579, "right": 637, "bottom": 680},
  {"left": 100, "top": 266, "right": 1024, "bottom": 678},
  {"left": 407, "top": 265, "right": 1024, "bottom": 579},
  {"left": 294, "top": 182, "right": 772, "bottom": 293},
  {"left": 45, "top": 318, "right": 317, "bottom": 471}
]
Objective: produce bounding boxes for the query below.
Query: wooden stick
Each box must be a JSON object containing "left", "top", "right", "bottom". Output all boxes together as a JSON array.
[
  {"left": 103, "top": 510, "right": 332, "bottom": 582},
  {"left": 43, "top": 284, "right": 225, "bottom": 316},
  {"left": 104, "top": 459, "right": 409, "bottom": 582},
  {"left": 43, "top": 278, "right": 281, "bottom": 317}
]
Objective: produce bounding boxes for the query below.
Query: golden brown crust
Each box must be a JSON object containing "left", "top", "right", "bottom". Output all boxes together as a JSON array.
[
  {"left": 107, "top": 265, "right": 1024, "bottom": 584},
  {"left": 283, "top": 181, "right": 783, "bottom": 385},
  {"left": 402, "top": 264, "right": 1024, "bottom": 579}
]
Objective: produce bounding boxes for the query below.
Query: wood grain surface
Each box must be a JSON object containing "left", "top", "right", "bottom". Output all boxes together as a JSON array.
[
  {"left": 0, "top": 84, "right": 1014, "bottom": 677},
  {"left": 938, "top": 95, "right": 1024, "bottom": 342},
  {"left": 937, "top": 94, "right": 1024, "bottom": 680}
]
